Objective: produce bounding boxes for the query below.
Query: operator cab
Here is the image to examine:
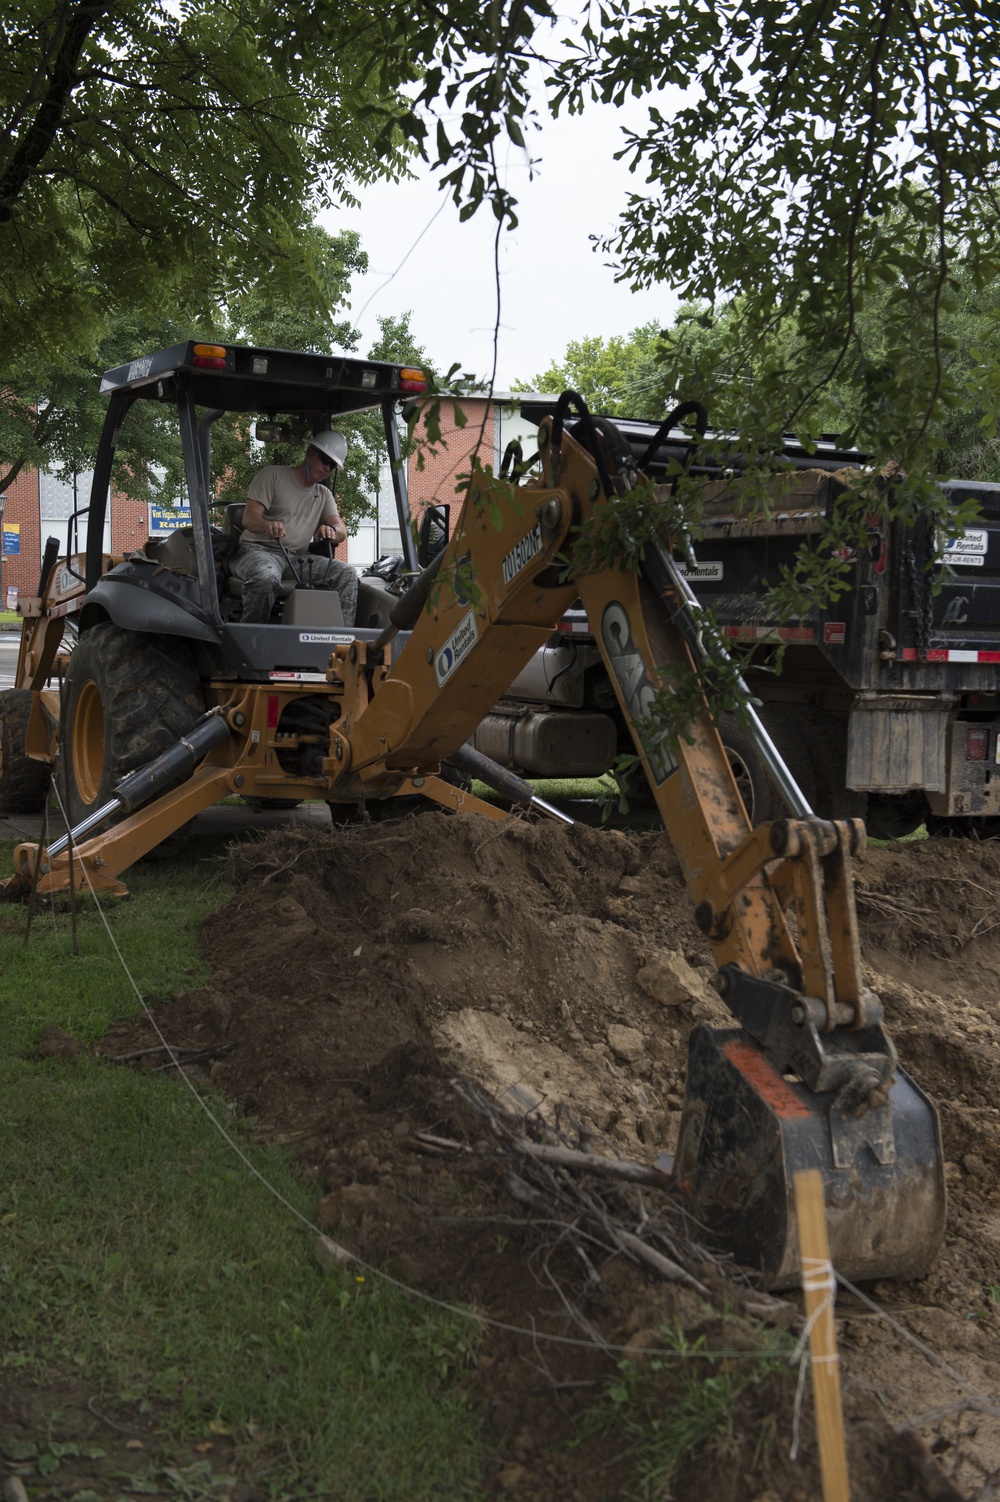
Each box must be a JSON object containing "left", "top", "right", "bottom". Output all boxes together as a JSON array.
[{"left": 77, "top": 341, "right": 429, "bottom": 678}]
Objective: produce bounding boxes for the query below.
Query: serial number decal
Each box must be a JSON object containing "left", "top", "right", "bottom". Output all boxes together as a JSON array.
[
  {"left": 434, "top": 610, "right": 479, "bottom": 686},
  {"left": 600, "top": 601, "right": 677, "bottom": 786},
  {"left": 298, "top": 632, "right": 354, "bottom": 644},
  {"left": 677, "top": 560, "right": 723, "bottom": 582},
  {"left": 502, "top": 523, "right": 543, "bottom": 586},
  {"left": 127, "top": 357, "right": 154, "bottom": 382}
]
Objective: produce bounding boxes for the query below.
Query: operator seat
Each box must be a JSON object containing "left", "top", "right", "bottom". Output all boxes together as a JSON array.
[{"left": 221, "top": 503, "right": 297, "bottom": 617}]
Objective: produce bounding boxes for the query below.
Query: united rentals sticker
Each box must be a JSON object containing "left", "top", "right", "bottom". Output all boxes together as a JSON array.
[
  {"left": 677, "top": 559, "right": 724, "bottom": 582},
  {"left": 298, "top": 632, "right": 354, "bottom": 644},
  {"left": 938, "top": 528, "right": 989, "bottom": 567},
  {"left": 434, "top": 611, "right": 479, "bottom": 685},
  {"left": 502, "top": 523, "right": 543, "bottom": 586}
]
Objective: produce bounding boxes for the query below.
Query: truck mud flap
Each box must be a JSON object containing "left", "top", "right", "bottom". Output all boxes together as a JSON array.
[{"left": 675, "top": 1025, "right": 946, "bottom": 1288}]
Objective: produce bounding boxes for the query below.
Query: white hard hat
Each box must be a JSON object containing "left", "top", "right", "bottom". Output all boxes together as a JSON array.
[{"left": 309, "top": 429, "right": 348, "bottom": 471}]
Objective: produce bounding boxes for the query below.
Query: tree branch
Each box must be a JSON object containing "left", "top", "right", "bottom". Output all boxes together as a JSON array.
[{"left": 0, "top": 0, "right": 118, "bottom": 222}]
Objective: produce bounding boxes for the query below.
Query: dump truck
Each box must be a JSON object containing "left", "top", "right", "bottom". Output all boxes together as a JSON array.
[
  {"left": 473, "top": 412, "right": 1000, "bottom": 838},
  {"left": 0, "top": 343, "right": 946, "bottom": 1287}
]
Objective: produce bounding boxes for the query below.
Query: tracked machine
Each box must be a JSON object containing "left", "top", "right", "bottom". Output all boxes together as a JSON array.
[{"left": 0, "top": 343, "right": 946, "bottom": 1286}]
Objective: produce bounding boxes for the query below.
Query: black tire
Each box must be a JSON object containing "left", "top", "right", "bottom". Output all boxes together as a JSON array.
[
  {"left": 868, "top": 794, "right": 929, "bottom": 841},
  {"left": 242, "top": 796, "right": 305, "bottom": 811},
  {"left": 719, "top": 709, "right": 817, "bottom": 825},
  {"left": 925, "top": 812, "right": 999, "bottom": 840},
  {"left": 58, "top": 623, "right": 206, "bottom": 834},
  {"left": 0, "top": 688, "right": 50, "bottom": 815}
]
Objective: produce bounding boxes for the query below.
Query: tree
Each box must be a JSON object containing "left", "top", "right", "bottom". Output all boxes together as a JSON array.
[
  {"left": 3, "top": 221, "right": 430, "bottom": 540},
  {"left": 379, "top": 0, "right": 1000, "bottom": 484},
  {"left": 512, "top": 323, "right": 666, "bottom": 417},
  {"left": 0, "top": 0, "right": 415, "bottom": 379},
  {"left": 0, "top": 225, "right": 367, "bottom": 498},
  {"left": 655, "top": 264, "right": 1000, "bottom": 483}
]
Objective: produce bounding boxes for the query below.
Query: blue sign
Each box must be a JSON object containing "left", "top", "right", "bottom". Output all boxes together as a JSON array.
[
  {"left": 2, "top": 528, "right": 20, "bottom": 556},
  {"left": 149, "top": 504, "right": 192, "bottom": 534}
]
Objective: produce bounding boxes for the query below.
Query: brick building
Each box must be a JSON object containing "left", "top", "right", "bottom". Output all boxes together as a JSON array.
[{"left": 405, "top": 393, "right": 548, "bottom": 527}]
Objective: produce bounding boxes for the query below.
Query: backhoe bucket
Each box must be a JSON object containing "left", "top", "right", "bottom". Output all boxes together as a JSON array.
[{"left": 675, "top": 1026, "right": 946, "bottom": 1288}]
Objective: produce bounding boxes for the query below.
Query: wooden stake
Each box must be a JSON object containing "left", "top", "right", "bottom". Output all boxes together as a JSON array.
[{"left": 794, "top": 1168, "right": 850, "bottom": 1502}]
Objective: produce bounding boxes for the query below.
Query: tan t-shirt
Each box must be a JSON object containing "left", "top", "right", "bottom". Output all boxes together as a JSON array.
[{"left": 241, "top": 466, "right": 334, "bottom": 553}]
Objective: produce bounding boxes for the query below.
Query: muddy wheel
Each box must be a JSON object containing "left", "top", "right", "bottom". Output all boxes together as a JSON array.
[
  {"left": 0, "top": 688, "right": 50, "bottom": 815},
  {"left": 58, "top": 623, "right": 205, "bottom": 837},
  {"left": 719, "top": 709, "right": 817, "bottom": 825}
]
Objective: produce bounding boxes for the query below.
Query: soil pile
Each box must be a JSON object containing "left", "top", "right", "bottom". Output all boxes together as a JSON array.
[{"left": 102, "top": 815, "right": 1000, "bottom": 1501}]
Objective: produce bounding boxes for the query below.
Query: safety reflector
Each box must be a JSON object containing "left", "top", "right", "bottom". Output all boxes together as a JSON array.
[
  {"left": 267, "top": 695, "right": 279, "bottom": 728},
  {"left": 901, "top": 648, "right": 1000, "bottom": 663}
]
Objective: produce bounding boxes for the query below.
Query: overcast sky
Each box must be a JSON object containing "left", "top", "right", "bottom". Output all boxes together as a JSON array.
[{"left": 322, "top": 97, "right": 681, "bottom": 392}]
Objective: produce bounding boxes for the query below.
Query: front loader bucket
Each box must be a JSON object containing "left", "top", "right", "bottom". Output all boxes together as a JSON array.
[{"left": 675, "top": 1026, "right": 946, "bottom": 1288}]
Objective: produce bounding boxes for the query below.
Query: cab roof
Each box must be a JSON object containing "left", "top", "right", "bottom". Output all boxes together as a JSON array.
[{"left": 99, "top": 340, "right": 425, "bottom": 415}]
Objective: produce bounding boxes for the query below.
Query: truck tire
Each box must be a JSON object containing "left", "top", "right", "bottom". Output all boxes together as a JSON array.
[
  {"left": 611, "top": 710, "right": 817, "bottom": 824},
  {"left": 719, "top": 710, "right": 817, "bottom": 826},
  {"left": 58, "top": 623, "right": 205, "bottom": 834},
  {"left": 924, "top": 812, "right": 999, "bottom": 840},
  {"left": 868, "top": 793, "right": 928, "bottom": 841},
  {"left": 0, "top": 689, "right": 50, "bottom": 815}
]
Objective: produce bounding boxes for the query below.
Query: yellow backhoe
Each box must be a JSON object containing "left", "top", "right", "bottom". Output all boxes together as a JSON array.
[{"left": 0, "top": 343, "right": 946, "bottom": 1285}]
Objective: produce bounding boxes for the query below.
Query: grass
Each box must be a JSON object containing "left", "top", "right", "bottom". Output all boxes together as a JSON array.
[
  {"left": 582, "top": 1320, "right": 792, "bottom": 1501},
  {"left": 470, "top": 773, "right": 615, "bottom": 804},
  {"left": 526, "top": 774, "right": 618, "bottom": 801},
  {"left": 0, "top": 833, "right": 485, "bottom": 1501},
  {"left": 1, "top": 831, "right": 233, "bottom": 1050}
]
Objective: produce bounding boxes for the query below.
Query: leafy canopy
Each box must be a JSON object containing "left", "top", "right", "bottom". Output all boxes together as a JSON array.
[
  {"left": 0, "top": 226, "right": 365, "bottom": 495},
  {"left": 7, "top": 220, "right": 428, "bottom": 541},
  {"left": 0, "top": 0, "right": 415, "bottom": 378},
  {"left": 384, "top": 0, "right": 1000, "bottom": 479},
  {"left": 513, "top": 322, "right": 666, "bottom": 418}
]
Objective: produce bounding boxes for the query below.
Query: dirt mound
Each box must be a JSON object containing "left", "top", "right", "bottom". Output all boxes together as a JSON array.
[{"left": 101, "top": 816, "right": 1000, "bottom": 1500}]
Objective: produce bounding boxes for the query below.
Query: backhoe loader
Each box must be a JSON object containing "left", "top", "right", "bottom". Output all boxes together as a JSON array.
[{"left": 0, "top": 342, "right": 946, "bottom": 1286}]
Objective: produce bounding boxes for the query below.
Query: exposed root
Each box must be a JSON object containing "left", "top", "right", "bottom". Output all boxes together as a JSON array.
[{"left": 447, "top": 1078, "right": 798, "bottom": 1326}]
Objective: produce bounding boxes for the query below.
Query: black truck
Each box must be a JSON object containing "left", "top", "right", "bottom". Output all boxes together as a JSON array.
[{"left": 471, "top": 417, "right": 1000, "bottom": 838}]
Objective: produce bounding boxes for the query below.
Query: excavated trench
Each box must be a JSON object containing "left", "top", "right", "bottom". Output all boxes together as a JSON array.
[{"left": 101, "top": 814, "right": 1000, "bottom": 1501}]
